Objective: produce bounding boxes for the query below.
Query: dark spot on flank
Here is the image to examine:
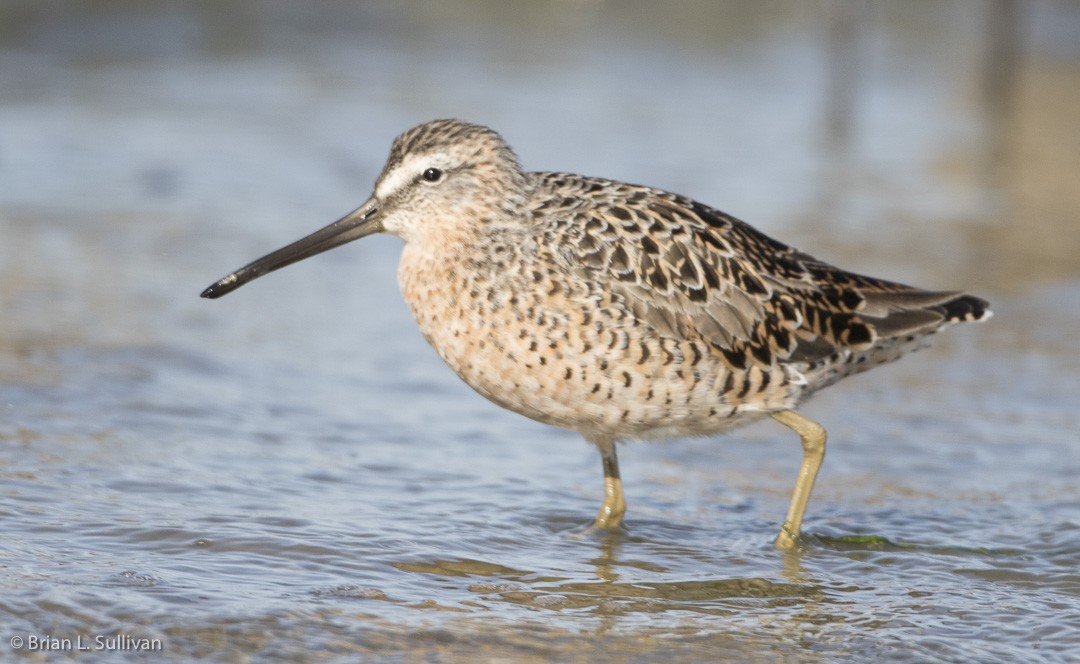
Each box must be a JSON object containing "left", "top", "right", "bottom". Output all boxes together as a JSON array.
[
  {"left": 689, "top": 343, "right": 702, "bottom": 366},
  {"left": 640, "top": 235, "right": 659, "bottom": 255},
  {"left": 610, "top": 206, "right": 632, "bottom": 221},
  {"left": 638, "top": 341, "right": 651, "bottom": 364},
  {"left": 718, "top": 345, "right": 747, "bottom": 370},
  {"left": 661, "top": 345, "right": 675, "bottom": 365},
  {"left": 846, "top": 322, "right": 873, "bottom": 346},
  {"left": 751, "top": 342, "right": 772, "bottom": 365},
  {"left": 737, "top": 377, "right": 752, "bottom": 399},
  {"left": 622, "top": 371, "right": 632, "bottom": 387}
]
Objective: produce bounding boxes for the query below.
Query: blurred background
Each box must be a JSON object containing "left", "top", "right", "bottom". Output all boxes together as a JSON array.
[
  {"left": 1, "top": 1, "right": 1078, "bottom": 352},
  {"left": 1, "top": 1, "right": 1078, "bottom": 661}
]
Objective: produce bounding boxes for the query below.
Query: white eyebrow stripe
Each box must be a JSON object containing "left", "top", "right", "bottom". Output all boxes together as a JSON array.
[{"left": 375, "top": 152, "right": 453, "bottom": 200}]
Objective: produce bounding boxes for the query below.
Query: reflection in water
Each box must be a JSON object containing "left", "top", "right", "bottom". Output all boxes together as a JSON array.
[{"left": 390, "top": 529, "right": 825, "bottom": 637}]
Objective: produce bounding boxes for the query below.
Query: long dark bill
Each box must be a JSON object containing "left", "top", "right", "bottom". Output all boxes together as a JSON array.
[{"left": 200, "top": 198, "right": 382, "bottom": 299}]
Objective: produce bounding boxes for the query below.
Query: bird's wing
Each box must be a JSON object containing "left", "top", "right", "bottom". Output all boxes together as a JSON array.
[{"left": 535, "top": 174, "right": 987, "bottom": 370}]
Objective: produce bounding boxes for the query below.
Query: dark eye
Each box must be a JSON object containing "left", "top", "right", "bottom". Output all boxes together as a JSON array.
[{"left": 422, "top": 167, "right": 443, "bottom": 183}]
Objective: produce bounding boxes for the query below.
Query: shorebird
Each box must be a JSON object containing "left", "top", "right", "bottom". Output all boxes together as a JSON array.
[{"left": 202, "top": 119, "right": 990, "bottom": 550}]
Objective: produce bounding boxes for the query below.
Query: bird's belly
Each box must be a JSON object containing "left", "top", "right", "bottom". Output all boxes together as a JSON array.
[
  {"left": 424, "top": 321, "right": 782, "bottom": 440},
  {"left": 397, "top": 250, "right": 799, "bottom": 440}
]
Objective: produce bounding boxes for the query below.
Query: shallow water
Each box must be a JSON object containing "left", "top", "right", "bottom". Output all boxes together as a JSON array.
[{"left": 2, "top": 1, "right": 1079, "bottom": 661}]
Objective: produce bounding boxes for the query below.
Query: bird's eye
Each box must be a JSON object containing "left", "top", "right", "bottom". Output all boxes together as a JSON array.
[{"left": 421, "top": 167, "right": 444, "bottom": 183}]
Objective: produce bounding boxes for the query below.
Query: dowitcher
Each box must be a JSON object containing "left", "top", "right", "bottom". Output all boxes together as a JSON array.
[{"left": 202, "top": 119, "right": 990, "bottom": 550}]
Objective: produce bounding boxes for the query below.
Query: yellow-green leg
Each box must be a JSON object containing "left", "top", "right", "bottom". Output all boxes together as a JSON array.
[
  {"left": 771, "top": 410, "right": 827, "bottom": 550},
  {"left": 591, "top": 437, "right": 626, "bottom": 528}
]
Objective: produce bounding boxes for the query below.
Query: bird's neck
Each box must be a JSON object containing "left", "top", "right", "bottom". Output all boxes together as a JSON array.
[{"left": 398, "top": 210, "right": 527, "bottom": 303}]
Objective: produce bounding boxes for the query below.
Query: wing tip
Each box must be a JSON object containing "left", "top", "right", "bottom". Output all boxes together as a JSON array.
[{"left": 942, "top": 294, "right": 992, "bottom": 323}]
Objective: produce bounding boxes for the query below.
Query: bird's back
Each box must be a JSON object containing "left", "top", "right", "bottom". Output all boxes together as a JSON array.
[{"left": 529, "top": 171, "right": 990, "bottom": 400}]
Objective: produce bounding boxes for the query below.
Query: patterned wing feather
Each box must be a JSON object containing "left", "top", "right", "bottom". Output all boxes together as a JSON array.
[{"left": 537, "top": 173, "right": 989, "bottom": 370}]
